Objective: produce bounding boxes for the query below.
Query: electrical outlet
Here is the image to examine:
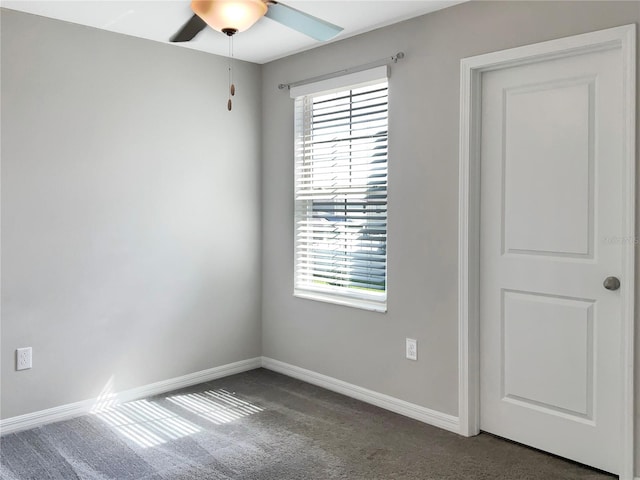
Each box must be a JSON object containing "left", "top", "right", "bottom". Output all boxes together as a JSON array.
[
  {"left": 16, "top": 347, "right": 32, "bottom": 371},
  {"left": 406, "top": 338, "right": 417, "bottom": 361}
]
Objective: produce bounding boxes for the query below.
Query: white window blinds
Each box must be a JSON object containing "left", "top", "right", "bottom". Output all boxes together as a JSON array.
[{"left": 293, "top": 67, "right": 388, "bottom": 312}]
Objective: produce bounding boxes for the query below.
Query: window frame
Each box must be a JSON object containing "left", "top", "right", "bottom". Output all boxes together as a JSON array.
[{"left": 291, "top": 67, "right": 389, "bottom": 312}]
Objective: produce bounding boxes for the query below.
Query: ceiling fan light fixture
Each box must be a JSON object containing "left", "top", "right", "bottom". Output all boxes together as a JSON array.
[{"left": 191, "top": 0, "right": 268, "bottom": 34}]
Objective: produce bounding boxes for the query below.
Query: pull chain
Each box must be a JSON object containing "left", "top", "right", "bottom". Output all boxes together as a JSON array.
[{"left": 227, "top": 34, "right": 236, "bottom": 111}]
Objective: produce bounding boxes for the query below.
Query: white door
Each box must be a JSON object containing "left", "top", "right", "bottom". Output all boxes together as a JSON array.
[{"left": 479, "top": 44, "right": 627, "bottom": 473}]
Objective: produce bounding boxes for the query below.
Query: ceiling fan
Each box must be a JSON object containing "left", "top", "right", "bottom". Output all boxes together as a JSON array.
[{"left": 170, "top": 0, "right": 344, "bottom": 42}]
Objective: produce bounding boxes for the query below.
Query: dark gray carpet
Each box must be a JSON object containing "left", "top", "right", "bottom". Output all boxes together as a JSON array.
[{"left": 1, "top": 369, "right": 612, "bottom": 480}]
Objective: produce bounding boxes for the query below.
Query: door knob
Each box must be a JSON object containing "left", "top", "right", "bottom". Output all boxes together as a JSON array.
[{"left": 603, "top": 276, "right": 620, "bottom": 291}]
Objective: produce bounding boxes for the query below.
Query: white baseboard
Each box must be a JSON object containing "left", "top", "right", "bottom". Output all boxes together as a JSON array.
[
  {"left": 261, "top": 357, "right": 460, "bottom": 434},
  {"left": 0, "top": 357, "right": 262, "bottom": 435}
]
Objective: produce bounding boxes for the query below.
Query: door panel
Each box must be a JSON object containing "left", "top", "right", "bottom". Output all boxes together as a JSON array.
[
  {"left": 502, "top": 291, "right": 593, "bottom": 419},
  {"left": 503, "top": 78, "right": 594, "bottom": 258}
]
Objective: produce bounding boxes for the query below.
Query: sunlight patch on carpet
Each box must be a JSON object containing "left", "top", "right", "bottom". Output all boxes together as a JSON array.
[
  {"left": 96, "top": 400, "right": 201, "bottom": 448},
  {"left": 167, "top": 389, "right": 263, "bottom": 425}
]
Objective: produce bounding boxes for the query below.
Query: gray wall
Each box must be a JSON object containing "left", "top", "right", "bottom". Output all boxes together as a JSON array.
[
  {"left": 1, "top": 10, "right": 262, "bottom": 418},
  {"left": 260, "top": 0, "right": 640, "bottom": 473}
]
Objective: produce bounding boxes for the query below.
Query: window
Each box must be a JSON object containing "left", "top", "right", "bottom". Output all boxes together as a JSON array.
[{"left": 292, "top": 67, "right": 388, "bottom": 312}]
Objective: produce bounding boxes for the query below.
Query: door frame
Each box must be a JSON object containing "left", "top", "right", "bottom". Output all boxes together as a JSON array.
[{"left": 457, "top": 25, "right": 636, "bottom": 479}]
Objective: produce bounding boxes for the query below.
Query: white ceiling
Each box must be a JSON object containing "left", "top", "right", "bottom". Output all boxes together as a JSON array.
[{"left": 1, "top": 0, "right": 464, "bottom": 64}]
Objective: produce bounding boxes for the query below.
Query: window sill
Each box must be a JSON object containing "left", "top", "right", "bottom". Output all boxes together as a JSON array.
[{"left": 294, "top": 288, "right": 387, "bottom": 313}]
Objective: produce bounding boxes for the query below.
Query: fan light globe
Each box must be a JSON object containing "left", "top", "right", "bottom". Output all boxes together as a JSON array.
[{"left": 191, "top": 0, "right": 268, "bottom": 34}]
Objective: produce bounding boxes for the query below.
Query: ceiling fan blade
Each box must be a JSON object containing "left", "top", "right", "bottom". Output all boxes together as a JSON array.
[
  {"left": 170, "top": 14, "right": 207, "bottom": 42},
  {"left": 265, "top": 2, "right": 343, "bottom": 42}
]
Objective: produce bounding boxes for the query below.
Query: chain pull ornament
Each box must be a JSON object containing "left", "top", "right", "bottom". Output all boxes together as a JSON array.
[{"left": 223, "top": 28, "right": 237, "bottom": 111}]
